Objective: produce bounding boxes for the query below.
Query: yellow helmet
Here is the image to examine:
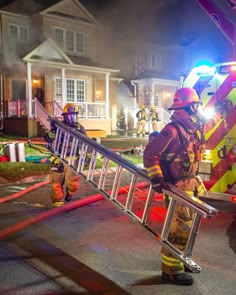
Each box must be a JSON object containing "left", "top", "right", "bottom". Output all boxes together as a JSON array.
[
  {"left": 140, "top": 104, "right": 145, "bottom": 110},
  {"left": 62, "top": 103, "right": 79, "bottom": 127},
  {"left": 151, "top": 106, "right": 156, "bottom": 111},
  {"left": 168, "top": 88, "right": 200, "bottom": 110},
  {"left": 63, "top": 103, "right": 79, "bottom": 113}
]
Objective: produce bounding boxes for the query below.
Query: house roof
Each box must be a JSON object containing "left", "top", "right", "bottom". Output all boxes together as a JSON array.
[
  {"left": 67, "top": 54, "right": 117, "bottom": 70},
  {"left": 0, "top": 0, "right": 96, "bottom": 25},
  {"left": 135, "top": 71, "right": 179, "bottom": 81},
  {"left": 23, "top": 38, "right": 120, "bottom": 74},
  {"left": 0, "top": 0, "right": 60, "bottom": 15}
]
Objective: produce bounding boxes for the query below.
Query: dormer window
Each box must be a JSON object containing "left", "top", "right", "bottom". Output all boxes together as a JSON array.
[
  {"left": 9, "top": 24, "right": 29, "bottom": 42},
  {"left": 54, "top": 27, "right": 85, "bottom": 55},
  {"left": 150, "top": 52, "right": 161, "bottom": 69}
]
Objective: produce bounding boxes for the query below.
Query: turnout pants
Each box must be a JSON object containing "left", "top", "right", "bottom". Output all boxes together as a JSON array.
[
  {"left": 137, "top": 120, "right": 146, "bottom": 136},
  {"left": 49, "top": 163, "right": 80, "bottom": 204},
  {"left": 161, "top": 191, "right": 194, "bottom": 274}
]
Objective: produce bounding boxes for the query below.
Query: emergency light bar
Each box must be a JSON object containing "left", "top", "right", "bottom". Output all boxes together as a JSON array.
[
  {"left": 216, "top": 62, "right": 236, "bottom": 74},
  {"left": 195, "top": 65, "right": 216, "bottom": 76}
]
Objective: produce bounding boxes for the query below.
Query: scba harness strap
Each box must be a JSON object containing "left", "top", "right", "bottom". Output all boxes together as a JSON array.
[{"left": 160, "top": 122, "right": 199, "bottom": 183}]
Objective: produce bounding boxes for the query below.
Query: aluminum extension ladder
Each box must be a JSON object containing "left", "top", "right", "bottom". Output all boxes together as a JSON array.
[{"left": 48, "top": 118, "right": 218, "bottom": 273}]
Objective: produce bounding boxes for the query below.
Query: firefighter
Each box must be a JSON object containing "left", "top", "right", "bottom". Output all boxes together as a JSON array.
[
  {"left": 150, "top": 106, "right": 159, "bottom": 132},
  {"left": 143, "top": 87, "right": 231, "bottom": 285},
  {"left": 45, "top": 103, "right": 87, "bottom": 207},
  {"left": 136, "top": 106, "right": 148, "bottom": 137}
]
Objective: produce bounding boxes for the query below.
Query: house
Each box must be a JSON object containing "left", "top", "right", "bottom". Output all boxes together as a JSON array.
[
  {"left": 93, "top": 2, "right": 186, "bottom": 133},
  {"left": 0, "top": 0, "right": 121, "bottom": 137},
  {"left": 93, "top": 0, "right": 232, "bottom": 134},
  {"left": 98, "top": 39, "right": 184, "bottom": 133}
]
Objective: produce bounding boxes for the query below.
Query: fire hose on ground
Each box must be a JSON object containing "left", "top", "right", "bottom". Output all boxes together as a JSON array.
[{"left": 0, "top": 181, "right": 150, "bottom": 241}]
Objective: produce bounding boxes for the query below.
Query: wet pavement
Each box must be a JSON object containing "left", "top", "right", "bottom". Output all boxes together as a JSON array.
[{"left": 0, "top": 176, "right": 236, "bottom": 295}]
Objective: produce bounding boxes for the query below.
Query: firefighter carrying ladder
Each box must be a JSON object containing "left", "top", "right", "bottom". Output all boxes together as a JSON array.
[{"left": 49, "top": 118, "right": 218, "bottom": 273}]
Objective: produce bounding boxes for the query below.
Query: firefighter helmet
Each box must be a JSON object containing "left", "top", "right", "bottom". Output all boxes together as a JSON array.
[
  {"left": 151, "top": 106, "right": 156, "bottom": 111},
  {"left": 62, "top": 103, "right": 79, "bottom": 127},
  {"left": 168, "top": 88, "right": 200, "bottom": 110}
]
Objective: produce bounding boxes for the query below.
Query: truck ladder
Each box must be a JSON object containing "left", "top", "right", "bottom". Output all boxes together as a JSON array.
[{"left": 49, "top": 118, "right": 218, "bottom": 273}]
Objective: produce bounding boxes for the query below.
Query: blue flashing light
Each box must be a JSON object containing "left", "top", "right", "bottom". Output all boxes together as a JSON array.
[
  {"left": 193, "top": 61, "right": 215, "bottom": 76},
  {"left": 194, "top": 60, "right": 213, "bottom": 67},
  {"left": 195, "top": 65, "right": 215, "bottom": 76},
  {"left": 191, "top": 61, "right": 215, "bottom": 76}
]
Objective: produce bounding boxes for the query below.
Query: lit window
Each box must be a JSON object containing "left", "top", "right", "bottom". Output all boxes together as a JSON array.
[
  {"left": 67, "top": 79, "right": 75, "bottom": 102},
  {"left": 76, "top": 80, "right": 85, "bottom": 102},
  {"left": 55, "top": 78, "right": 62, "bottom": 101},
  {"left": 56, "top": 78, "right": 85, "bottom": 102}
]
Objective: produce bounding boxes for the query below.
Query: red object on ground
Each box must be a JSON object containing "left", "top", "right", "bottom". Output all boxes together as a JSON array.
[
  {"left": 0, "top": 180, "right": 50, "bottom": 204},
  {"left": 0, "top": 193, "right": 104, "bottom": 241},
  {"left": 0, "top": 181, "right": 150, "bottom": 241},
  {"left": 0, "top": 155, "right": 9, "bottom": 162}
]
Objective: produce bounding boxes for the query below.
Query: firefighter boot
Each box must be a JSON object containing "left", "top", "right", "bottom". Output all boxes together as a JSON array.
[
  {"left": 52, "top": 201, "right": 64, "bottom": 207},
  {"left": 65, "top": 188, "right": 73, "bottom": 202},
  {"left": 162, "top": 272, "right": 193, "bottom": 286}
]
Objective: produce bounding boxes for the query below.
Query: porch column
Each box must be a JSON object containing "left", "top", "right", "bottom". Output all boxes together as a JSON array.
[
  {"left": 61, "top": 68, "right": 66, "bottom": 107},
  {"left": 26, "top": 62, "right": 33, "bottom": 118},
  {"left": 151, "top": 80, "right": 155, "bottom": 107},
  {"left": 148, "top": 79, "right": 155, "bottom": 133},
  {"left": 105, "top": 72, "right": 110, "bottom": 119}
]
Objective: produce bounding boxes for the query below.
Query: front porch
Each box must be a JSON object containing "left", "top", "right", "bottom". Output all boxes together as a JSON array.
[
  {"left": 1, "top": 39, "right": 120, "bottom": 138},
  {"left": 3, "top": 99, "right": 110, "bottom": 138}
]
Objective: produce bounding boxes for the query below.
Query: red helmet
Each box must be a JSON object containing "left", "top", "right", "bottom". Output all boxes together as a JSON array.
[{"left": 168, "top": 88, "right": 200, "bottom": 110}]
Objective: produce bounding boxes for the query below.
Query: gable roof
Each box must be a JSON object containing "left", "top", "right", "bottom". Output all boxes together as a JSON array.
[
  {"left": 0, "top": 0, "right": 59, "bottom": 15},
  {"left": 23, "top": 38, "right": 119, "bottom": 74},
  {"left": 41, "top": 0, "right": 97, "bottom": 24},
  {"left": 23, "top": 38, "right": 73, "bottom": 64},
  {"left": 0, "top": 0, "right": 96, "bottom": 24}
]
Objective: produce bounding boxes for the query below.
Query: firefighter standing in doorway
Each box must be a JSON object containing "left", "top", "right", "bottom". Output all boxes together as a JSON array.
[
  {"left": 45, "top": 103, "right": 87, "bottom": 207},
  {"left": 143, "top": 87, "right": 232, "bottom": 285},
  {"left": 136, "top": 106, "right": 148, "bottom": 137},
  {"left": 150, "top": 106, "right": 159, "bottom": 132}
]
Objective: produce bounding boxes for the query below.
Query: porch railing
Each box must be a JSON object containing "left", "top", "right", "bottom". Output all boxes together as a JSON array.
[
  {"left": 7, "top": 100, "right": 106, "bottom": 119},
  {"left": 7, "top": 100, "right": 28, "bottom": 117},
  {"left": 78, "top": 102, "right": 106, "bottom": 118},
  {"left": 35, "top": 99, "right": 51, "bottom": 131},
  {"left": 51, "top": 101, "right": 106, "bottom": 118}
]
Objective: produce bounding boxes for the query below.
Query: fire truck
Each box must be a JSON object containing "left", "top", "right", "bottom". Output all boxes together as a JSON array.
[
  {"left": 180, "top": 0, "right": 236, "bottom": 202},
  {"left": 183, "top": 62, "right": 236, "bottom": 202}
]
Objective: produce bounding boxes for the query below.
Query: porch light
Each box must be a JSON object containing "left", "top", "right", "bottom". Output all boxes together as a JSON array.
[
  {"left": 96, "top": 90, "right": 101, "bottom": 99},
  {"left": 164, "top": 92, "right": 171, "bottom": 97},
  {"left": 33, "top": 79, "right": 39, "bottom": 85}
]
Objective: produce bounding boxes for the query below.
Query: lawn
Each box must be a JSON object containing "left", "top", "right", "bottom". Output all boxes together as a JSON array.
[{"left": 0, "top": 135, "right": 147, "bottom": 182}]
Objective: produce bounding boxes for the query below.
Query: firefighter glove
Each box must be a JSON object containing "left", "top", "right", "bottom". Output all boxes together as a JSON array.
[
  {"left": 44, "top": 131, "right": 56, "bottom": 143},
  {"left": 151, "top": 177, "right": 170, "bottom": 193},
  {"left": 215, "top": 99, "right": 233, "bottom": 116}
]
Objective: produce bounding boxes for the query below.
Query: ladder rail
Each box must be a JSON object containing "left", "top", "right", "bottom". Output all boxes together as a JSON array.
[{"left": 48, "top": 118, "right": 218, "bottom": 272}]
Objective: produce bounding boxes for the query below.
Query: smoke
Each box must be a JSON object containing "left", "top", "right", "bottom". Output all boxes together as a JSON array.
[{"left": 93, "top": 0, "right": 180, "bottom": 43}]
